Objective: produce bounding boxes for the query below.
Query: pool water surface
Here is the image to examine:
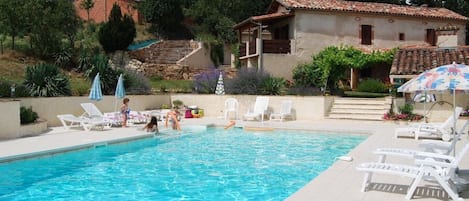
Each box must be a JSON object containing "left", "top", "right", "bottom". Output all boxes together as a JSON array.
[{"left": 0, "top": 128, "right": 366, "bottom": 201}]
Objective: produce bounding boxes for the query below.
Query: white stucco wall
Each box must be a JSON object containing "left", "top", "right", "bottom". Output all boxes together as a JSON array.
[
  {"left": 17, "top": 95, "right": 170, "bottom": 127},
  {"left": 293, "top": 10, "right": 467, "bottom": 60},
  {"left": 263, "top": 54, "right": 306, "bottom": 80},
  {"left": 0, "top": 100, "right": 20, "bottom": 139},
  {"left": 244, "top": 11, "right": 466, "bottom": 79},
  {"left": 170, "top": 95, "right": 333, "bottom": 120}
]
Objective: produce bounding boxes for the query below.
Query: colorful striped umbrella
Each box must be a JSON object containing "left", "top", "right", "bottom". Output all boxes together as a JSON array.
[
  {"left": 89, "top": 73, "right": 103, "bottom": 101},
  {"left": 215, "top": 72, "right": 225, "bottom": 95},
  {"left": 397, "top": 62, "right": 469, "bottom": 93},
  {"left": 398, "top": 62, "right": 469, "bottom": 154}
]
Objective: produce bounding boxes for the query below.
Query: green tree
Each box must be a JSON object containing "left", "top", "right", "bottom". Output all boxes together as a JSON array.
[
  {"left": 138, "top": 0, "right": 191, "bottom": 39},
  {"left": 0, "top": 0, "right": 26, "bottom": 50},
  {"left": 79, "top": 0, "right": 95, "bottom": 22},
  {"left": 98, "top": 3, "right": 136, "bottom": 53},
  {"left": 24, "top": 0, "right": 81, "bottom": 58}
]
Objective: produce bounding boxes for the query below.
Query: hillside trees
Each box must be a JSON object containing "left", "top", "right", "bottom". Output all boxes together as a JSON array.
[
  {"left": 98, "top": 3, "right": 136, "bottom": 53},
  {"left": 80, "top": 0, "right": 95, "bottom": 22},
  {"left": 0, "top": 0, "right": 27, "bottom": 50},
  {"left": 24, "top": 0, "right": 81, "bottom": 59},
  {"left": 138, "top": 0, "right": 191, "bottom": 39}
]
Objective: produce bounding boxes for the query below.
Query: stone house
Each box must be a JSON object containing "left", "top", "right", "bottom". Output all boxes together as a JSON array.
[{"left": 234, "top": 0, "right": 468, "bottom": 85}]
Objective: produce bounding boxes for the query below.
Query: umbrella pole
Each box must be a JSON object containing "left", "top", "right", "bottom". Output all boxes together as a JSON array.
[
  {"left": 424, "top": 91, "right": 427, "bottom": 122},
  {"left": 452, "top": 88, "right": 457, "bottom": 156}
]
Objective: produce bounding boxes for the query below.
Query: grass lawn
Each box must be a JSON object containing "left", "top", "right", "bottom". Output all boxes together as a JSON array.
[{"left": 150, "top": 79, "right": 193, "bottom": 93}]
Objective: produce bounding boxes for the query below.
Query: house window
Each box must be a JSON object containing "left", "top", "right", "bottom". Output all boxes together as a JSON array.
[
  {"left": 361, "top": 25, "right": 372, "bottom": 45},
  {"left": 426, "top": 29, "right": 436, "bottom": 46},
  {"left": 399, "top": 33, "right": 405, "bottom": 41}
]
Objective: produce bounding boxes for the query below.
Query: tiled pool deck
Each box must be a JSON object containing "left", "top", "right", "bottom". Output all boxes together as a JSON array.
[{"left": 1, "top": 118, "right": 468, "bottom": 201}]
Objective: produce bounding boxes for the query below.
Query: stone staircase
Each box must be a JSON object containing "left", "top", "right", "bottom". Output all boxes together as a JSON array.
[
  {"left": 129, "top": 40, "right": 196, "bottom": 64},
  {"left": 328, "top": 97, "right": 392, "bottom": 121}
]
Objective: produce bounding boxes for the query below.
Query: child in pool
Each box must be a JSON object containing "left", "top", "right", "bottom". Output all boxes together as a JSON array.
[
  {"left": 144, "top": 116, "right": 159, "bottom": 133},
  {"left": 165, "top": 110, "right": 181, "bottom": 131}
]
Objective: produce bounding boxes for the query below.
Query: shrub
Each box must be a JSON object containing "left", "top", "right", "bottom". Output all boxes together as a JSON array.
[
  {"left": 225, "top": 68, "right": 271, "bottom": 95},
  {"left": 399, "top": 104, "right": 414, "bottom": 115},
  {"left": 123, "top": 70, "right": 151, "bottom": 95},
  {"left": 20, "top": 106, "right": 39, "bottom": 124},
  {"left": 23, "top": 63, "right": 72, "bottom": 97},
  {"left": 85, "top": 54, "right": 118, "bottom": 95},
  {"left": 172, "top": 100, "right": 183, "bottom": 109},
  {"left": 383, "top": 103, "right": 423, "bottom": 121},
  {"left": 193, "top": 68, "right": 220, "bottom": 94},
  {"left": 261, "top": 77, "right": 285, "bottom": 95},
  {"left": 286, "top": 85, "right": 322, "bottom": 96},
  {"left": 357, "top": 79, "right": 388, "bottom": 93}
]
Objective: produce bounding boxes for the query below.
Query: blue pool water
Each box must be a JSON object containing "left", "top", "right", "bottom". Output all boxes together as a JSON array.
[{"left": 0, "top": 128, "right": 366, "bottom": 201}]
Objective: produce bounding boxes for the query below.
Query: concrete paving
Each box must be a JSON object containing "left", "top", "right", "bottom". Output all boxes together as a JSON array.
[{"left": 0, "top": 117, "right": 468, "bottom": 201}]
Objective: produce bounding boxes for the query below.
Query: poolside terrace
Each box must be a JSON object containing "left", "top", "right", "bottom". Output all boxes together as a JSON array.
[{"left": 0, "top": 117, "right": 468, "bottom": 201}]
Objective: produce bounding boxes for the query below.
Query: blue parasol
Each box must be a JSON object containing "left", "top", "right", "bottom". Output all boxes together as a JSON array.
[
  {"left": 89, "top": 73, "right": 103, "bottom": 101},
  {"left": 115, "top": 74, "right": 125, "bottom": 99},
  {"left": 114, "top": 74, "right": 126, "bottom": 111}
]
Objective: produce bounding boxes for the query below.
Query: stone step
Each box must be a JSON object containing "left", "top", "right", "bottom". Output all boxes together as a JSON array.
[
  {"left": 334, "top": 99, "right": 390, "bottom": 105},
  {"left": 328, "top": 97, "right": 392, "bottom": 121},
  {"left": 328, "top": 113, "right": 384, "bottom": 121},
  {"left": 332, "top": 104, "right": 391, "bottom": 110},
  {"left": 330, "top": 108, "right": 388, "bottom": 115}
]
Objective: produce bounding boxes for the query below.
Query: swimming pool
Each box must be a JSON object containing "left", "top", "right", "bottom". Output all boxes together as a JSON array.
[{"left": 0, "top": 128, "right": 366, "bottom": 200}]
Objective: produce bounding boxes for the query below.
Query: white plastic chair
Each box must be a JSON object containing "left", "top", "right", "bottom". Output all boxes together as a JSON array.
[
  {"left": 224, "top": 98, "right": 239, "bottom": 120},
  {"left": 269, "top": 100, "right": 293, "bottom": 121},
  {"left": 357, "top": 143, "right": 469, "bottom": 201},
  {"left": 395, "top": 107, "right": 463, "bottom": 141},
  {"left": 243, "top": 96, "right": 269, "bottom": 122}
]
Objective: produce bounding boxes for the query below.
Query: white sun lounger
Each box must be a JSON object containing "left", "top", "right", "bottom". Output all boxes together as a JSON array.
[
  {"left": 395, "top": 107, "right": 463, "bottom": 141},
  {"left": 57, "top": 114, "right": 108, "bottom": 131},
  {"left": 357, "top": 143, "right": 469, "bottom": 201},
  {"left": 376, "top": 120, "right": 469, "bottom": 162}
]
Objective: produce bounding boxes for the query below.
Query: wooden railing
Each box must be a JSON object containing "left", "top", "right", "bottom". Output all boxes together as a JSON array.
[
  {"left": 263, "top": 40, "right": 290, "bottom": 54},
  {"left": 239, "top": 39, "right": 291, "bottom": 57}
]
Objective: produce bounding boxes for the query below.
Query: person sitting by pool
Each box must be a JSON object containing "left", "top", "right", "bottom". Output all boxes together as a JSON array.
[
  {"left": 143, "top": 116, "right": 159, "bottom": 134},
  {"left": 165, "top": 109, "right": 181, "bottom": 131},
  {"left": 224, "top": 120, "right": 236, "bottom": 130}
]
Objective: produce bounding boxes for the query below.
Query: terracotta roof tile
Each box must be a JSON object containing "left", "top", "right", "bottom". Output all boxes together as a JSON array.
[
  {"left": 278, "top": 0, "right": 468, "bottom": 21},
  {"left": 390, "top": 46, "right": 469, "bottom": 75}
]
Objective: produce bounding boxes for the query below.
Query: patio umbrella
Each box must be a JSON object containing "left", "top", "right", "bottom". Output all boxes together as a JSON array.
[
  {"left": 89, "top": 73, "right": 103, "bottom": 101},
  {"left": 114, "top": 74, "right": 125, "bottom": 111},
  {"left": 398, "top": 62, "right": 469, "bottom": 154},
  {"left": 215, "top": 72, "right": 225, "bottom": 95}
]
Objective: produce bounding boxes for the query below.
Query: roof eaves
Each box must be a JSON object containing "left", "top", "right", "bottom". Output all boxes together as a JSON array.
[{"left": 292, "top": 7, "right": 468, "bottom": 21}]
